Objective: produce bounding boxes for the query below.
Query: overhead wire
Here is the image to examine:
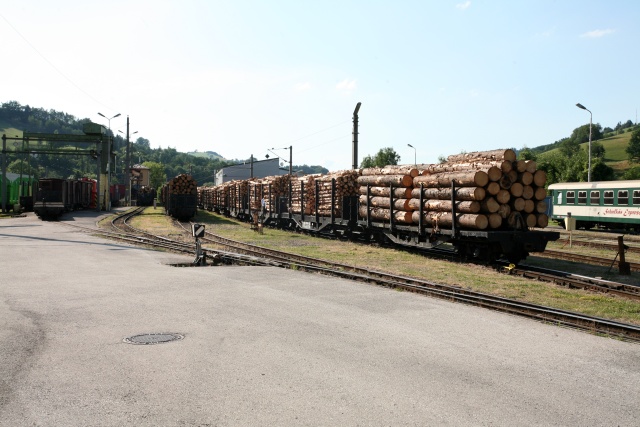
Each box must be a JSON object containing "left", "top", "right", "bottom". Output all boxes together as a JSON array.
[{"left": 0, "top": 12, "right": 118, "bottom": 113}]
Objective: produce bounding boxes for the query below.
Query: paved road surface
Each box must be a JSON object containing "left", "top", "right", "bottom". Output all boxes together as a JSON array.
[{"left": 1, "top": 211, "right": 639, "bottom": 426}]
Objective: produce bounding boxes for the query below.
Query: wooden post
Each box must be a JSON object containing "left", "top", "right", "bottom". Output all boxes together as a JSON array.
[{"left": 618, "top": 236, "right": 631, "bottom": 275}]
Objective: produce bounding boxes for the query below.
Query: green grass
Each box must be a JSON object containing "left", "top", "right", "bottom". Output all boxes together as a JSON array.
[
  {"left": 0, "top": 126, "right": 24, "bottom": 140},
  {"left": 187, "top": 151, "right": 225, "bottom": 161},
  {"left": 538, "top": 128, "right": 636, "bottom": 177},
  {"left": 139, "top": 209, "right": 640, "bottom": 326},
  {"left": 601, "top": 131, "right": 633, "bottom": 162}
]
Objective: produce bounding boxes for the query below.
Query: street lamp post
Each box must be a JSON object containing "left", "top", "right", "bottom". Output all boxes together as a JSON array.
[
  {"left": 97, "top": 112, "right": 121, "bottom": 209},
  {"left": 576, "top": 103, "right": 592, "bottom": 182},
  {"left": 270, "top": 146, "right": 293, "bottom": 209},
  {"left": 407, "top": 143, "right": 416, "bottom": 167}
]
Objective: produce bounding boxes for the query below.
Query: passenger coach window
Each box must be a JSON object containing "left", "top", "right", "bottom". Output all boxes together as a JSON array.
[
  {"left": 578, "top": 191, "right": 587, "bottom": 204},
  {"left": 590, "top": 191, "right": 600, "bottom": 205},
  {"left": 618, "top": 190, "right": 629, "bottom": 205},
  {"left": 566, "top": 191, "right": 575, "bottom": 204},
  {"left": 604, "top": 190, "right": 614, "bottom": 205},
  {"left": 634, "top": 190, "right": 640, "bottom": 205}
]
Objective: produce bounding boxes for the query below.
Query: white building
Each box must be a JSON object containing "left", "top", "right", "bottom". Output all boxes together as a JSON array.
[{"left": 215, "top": 157, "right": 288, "bottom": 185}]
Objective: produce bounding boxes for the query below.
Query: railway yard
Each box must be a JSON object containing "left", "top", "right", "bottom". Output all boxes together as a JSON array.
[{"left": 2, "top": 208, "right": 640, "bottom": 425}]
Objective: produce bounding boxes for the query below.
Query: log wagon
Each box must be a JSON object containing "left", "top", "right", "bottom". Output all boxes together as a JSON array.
[
  {"left": 198, "top": 149, "right": 560, "bottom": 264},
  {"left": 162, "top": 174, "right": 197, "bottom": 220}
]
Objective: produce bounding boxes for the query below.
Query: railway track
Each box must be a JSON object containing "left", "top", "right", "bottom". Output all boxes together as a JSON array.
[
  {"left": 170, "top": 221, "right": 640, "bottom": 341},
  {"left": 507, "top": 263, "right": 640, "bottom": 299},
  {"left": 107, "top": 207, "right": 200, "bottom": 253},
  {"left": 541, "top": 249, "right": 640, "bottom": 272},
  {"left": 58, "top": 210, "right": 640, "bottom": 341},
  {"left": 554, "top": 237, "right": 640, "bottom": 254}
]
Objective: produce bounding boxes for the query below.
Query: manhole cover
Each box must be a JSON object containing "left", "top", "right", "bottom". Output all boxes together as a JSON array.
[{"left": 123, "top": 333, "right": 184, "bottom": 345}]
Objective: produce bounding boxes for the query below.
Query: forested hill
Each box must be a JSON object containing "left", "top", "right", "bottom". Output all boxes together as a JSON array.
[
  {"left": 0, "top": 101, "right": 328, "bottom": 185},
  {"left": 518, "top": 119, "right": 640, "bottom": 183}
]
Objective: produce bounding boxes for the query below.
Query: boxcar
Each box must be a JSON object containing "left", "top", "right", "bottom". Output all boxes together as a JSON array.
[
  {"left": 34, "top": 178, "right": 71, "bottom": 219},
  {"left": 548, "top": 180, "right": 640, "bottom": 231}
]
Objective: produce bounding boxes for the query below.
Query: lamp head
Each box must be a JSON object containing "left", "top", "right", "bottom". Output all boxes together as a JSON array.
[
  {"left": 576, "top": 103, "right": 586, "bottom": 110},
  {"left": 407, "top": 143, "right": 414, "bottom": 148}
]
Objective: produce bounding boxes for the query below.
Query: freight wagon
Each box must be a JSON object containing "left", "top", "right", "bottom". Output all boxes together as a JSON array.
[
  {"left": 34, "top": 178, "right": 95, "bottom": 219},
  {"left": 161, "top": 174, "right": 197, "bottom": 220},
  {"left": 0, "top": 174, "right": 36, "bottom": 212},
  {"left": 136, "top": 187, "right": 156, "bottom": 206},
  {"left": 200, "top": 150, "right": 560, "bottom": 264}
]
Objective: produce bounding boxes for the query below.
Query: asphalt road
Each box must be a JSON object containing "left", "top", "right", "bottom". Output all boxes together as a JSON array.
[{"left": 1, "top": 211, "right": 639, "bottom": 426}]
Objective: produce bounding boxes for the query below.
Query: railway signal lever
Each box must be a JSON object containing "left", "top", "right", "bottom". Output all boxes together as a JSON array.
[{"left": 192, "top": 223, "right": 207, "bottom": 266}]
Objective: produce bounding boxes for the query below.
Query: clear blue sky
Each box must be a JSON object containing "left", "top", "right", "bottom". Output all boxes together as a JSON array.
[{"left": 2, "top": 1, "right": 638, "bottom": 171}]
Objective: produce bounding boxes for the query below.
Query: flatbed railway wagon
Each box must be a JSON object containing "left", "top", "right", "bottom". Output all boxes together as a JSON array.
[
  {"left": 162, "top": 174, "right": 197, "bottom": 220},
  {"left": 201, "top": 154, "right": 560, "bottom": 264},
  {"left": 549, "top": 180, "right": 640, "bottom": 231},
  {"left": 136, "top": 187, "right": 157, "bottom": 206}
]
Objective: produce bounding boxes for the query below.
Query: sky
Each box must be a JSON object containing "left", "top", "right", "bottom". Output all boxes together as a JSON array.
[{"left": 2, "top": 1, "right": 639, "bottom": 171}]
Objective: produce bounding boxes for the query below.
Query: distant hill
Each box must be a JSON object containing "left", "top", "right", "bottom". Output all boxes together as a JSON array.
[
  {"left": 187, "top": 151, "right": 225, "bottom": 161},
  {"left": 537, "top": 126, "right": 638, "bottom": 178}
]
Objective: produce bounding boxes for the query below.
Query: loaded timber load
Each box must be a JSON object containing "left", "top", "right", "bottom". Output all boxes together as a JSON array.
[
  {"left": 163, "top": 174, "right": 197, "bottom": 220},
  {"left": 136, "top": 186, "right": 156, "bottom": 206},
  {"left": 356, "top": 148, "right": 549, "bottom": 231},
  {"left": 196, "top": 147, "right": 558, "bottom": 264}
]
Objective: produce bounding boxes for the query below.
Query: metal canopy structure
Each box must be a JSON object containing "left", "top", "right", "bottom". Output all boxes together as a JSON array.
[{"left": 1, "top": 124, "right": 111, "bottom": 213}]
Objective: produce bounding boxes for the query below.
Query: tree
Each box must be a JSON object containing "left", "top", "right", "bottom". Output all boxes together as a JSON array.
[
  {"left": 143, "top": 161, "right": 167, "bottom": 189},
  {"left": 626, "top": 128, "right": 640, "bottom": 163},
  {"left": 360, "top": 155, "right": 375, "bottom": 168},
  {"left": 559, "top": 137, "right": 580, "bottom": 158},
  {"left": 375, "top": 147, "right": 400, "bottom": 166},
  {"left": 623, "top": 166, "right": 640, "bottom": 180},
  {"left": 571, "top": 123, "right": 603, "bottom": 144},
  {"left": 7, "top": 159, "right": 28, "bottom": 175},
  {"left": 518, "top": 147, "right": 537, "bottom": 161},
  {"left": 538, "top": 150, "right": 589, "bottom": 185},
  {"left": 590, "top": 159, "right": 615, "bottom": 181},
  {"left": 360, "top": 147, "right": 400, "bottom": 168},
  {"left": 590, "top": 141, "right": 605, "bottom": 159}
]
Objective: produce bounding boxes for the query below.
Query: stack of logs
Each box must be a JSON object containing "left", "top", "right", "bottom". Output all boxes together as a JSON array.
[
  {"left": 358, "top": 166, "right": 417, "bottom": 224},
  {"left": 249, "top": 175, "right": 291, "bottom": 212},
  {"left": 316, "top": 170, "right": 361, "bottom": 216},
  {"left": 139, "top": 186, "right": 155, "bottom": 195},
  {"left": 357, "top": 149, "right": 549, "bottom": 230},
  {"left": 290, "top": 174, "right": 319, "bottom": 215},
  {"left": 227, "top": 180, "right": 249, "bottom": 210},
  {"left": 168, "top": 174, "right": 197, "bottom": 195}
]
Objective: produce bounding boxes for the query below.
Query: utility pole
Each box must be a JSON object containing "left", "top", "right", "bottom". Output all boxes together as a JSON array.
[
  {"left": 352, "top": 102, "right": 361, "bottom": 170},
  {"left": 125, "top": 116, "right": 131, "bottom": 206}
]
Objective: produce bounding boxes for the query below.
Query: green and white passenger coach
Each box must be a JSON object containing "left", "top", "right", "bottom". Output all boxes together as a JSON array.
[{"left": 549, "top": 180, "right": 640, "bottom": 231}]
